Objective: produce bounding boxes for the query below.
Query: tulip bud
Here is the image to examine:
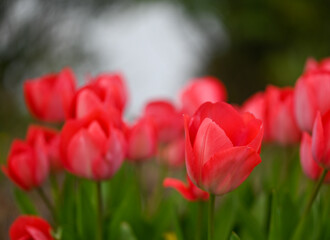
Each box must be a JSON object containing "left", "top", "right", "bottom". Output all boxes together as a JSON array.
[{"left": 24, "top": 68, "right": 76, "bottom": 122}]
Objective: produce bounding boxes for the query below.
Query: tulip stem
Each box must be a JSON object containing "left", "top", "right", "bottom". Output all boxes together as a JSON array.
[
  {"left": 303, "top": 168, "right": 328, "bottom": 218},
  {"left": 36, "top": 187, "right": 57, "bottom": 225},
  {"left": 96, "top": 181, "right": 103, "bottom": 240},
  {"left": 196, "top": 201, "right": 203, "bottom": 240},
  {"left": 208, "top": 194, "right": 215, "bottom": 240},
  {"left": 293, "top": 168, "right": 328, "bottom": 239}
]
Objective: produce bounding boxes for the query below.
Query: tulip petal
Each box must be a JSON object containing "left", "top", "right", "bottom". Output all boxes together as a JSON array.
[
  {"left": 26, "top": 226, "right": 49, "bottom": 240},
  {"left": 163, "top": 178, "right": 198, "bottom": 201},
  {"left": 202, "top": 146, "right": 261, "bottom": 195},
  {"left": 312, "top": 112, "right": 325, "bottom": 165},
  {"left": 193, "top": 118, "right": 233, "bottom": 166},
  {"left": 76, "top": 89, "right": 104, "bottom": 119},
  {"left": 240, "top": 112, "right": 263, "bottom": 152}
]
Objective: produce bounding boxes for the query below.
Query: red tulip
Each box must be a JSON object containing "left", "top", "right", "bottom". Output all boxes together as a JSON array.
[
  {"left": 26, "top": 125, "right": 62, "bottom": 171},
  {"left": 157, "top": 137, "right": 185, "bottom": 168},
  {"left": 185, "top": 102, "right": 263, "bottom": 195},
  {"left": 265, "top": 86, "right": 301, "bottom": 145},
  {"left": 2, "top": 127, "right": 50, "bottom": 191},
  {"left": 294, "top": 69, "right": 330, "bottom": 132},
  {"left": 300, "top": 132, "right": 330, "bottom": 182},
  {"left": 143, "top": 100, "right": 183, "bottom": 143},
  {"left": 311, "top": 111, "right": 330, "bottom": 169},
  {"left": 24, "top": 68, "right": 76, "bottom": 122},
  {"left": 126, "top": 117, "right": 157, "bottom": 161},
  {"left": 180, "top": 77, "right": 227, "bottom": 115},
  {"left": 60, "top": 110, "right": 126, "bottom": 180},
  {"left": 9, "top": 215, "right": 53, "bottom": 240},
  {"left": 304, "top": 57, "right": 330, "bottom": 73},
  {"left": 163, "top": 175, "right": 209, "bottom": 201},
  {"left": 70, "top": 73, "right": 127, "bottom": 120}
]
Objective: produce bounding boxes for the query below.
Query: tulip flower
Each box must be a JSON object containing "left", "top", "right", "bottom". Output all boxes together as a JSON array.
[
  {"left": 69, "top": 73, "right": 128, "bottom": 120},
  {"left": 300, "top": 132, "right": 330, "bottom": 182},
  {"left": 126, "top": 117, "right": 157, "bottom": 161},
  {"left": 265, "top": 86, "right": 301, "bottom": 145},
  {"left": 157, "top": 137, "right": 185, "bottom": 168},
  {"left": 2, "top": 128, "right": 50, "bottom": 191},
  {"left": 294, "top": 69, "right": 330, "bottom": 132},
  {"left": 180, "top": 77, "right": 227, "bottom": 115},
  {"left": 311, "top": 111, "right": 330, "bottom": 169},
  {"left": 9, "top": 215, "right": 53, "bottom": 240},
  {"left": 144, "top": 100, "right": 183, "bottom": 143},
  {"left": 60, "top": 110, "right": 126, "bottom": 180},
  {"left": 185, "top": 102, "right": 263, "bottom": 195},
  {"left": 304, "top": 57, "right": 330, "bottom": 73},
  {"left": 24, "top": 67, "right": 76, "bottom": 122},
  {"left": 164, "top": 175, "right": 209, "bottom": 201},
  {"left": 26, "top": 125, "right": 62, "bottom": 171}
]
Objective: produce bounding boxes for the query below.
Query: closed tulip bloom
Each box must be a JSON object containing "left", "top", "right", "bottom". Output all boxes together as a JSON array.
[
  {"left": 2, "top": 129, "right": 50, "bottom": 191},
  {"left": 185, "top": 102, "right": 263, "bottom": 195},
  {"left": 294, "top": 69, "right": 330, "bottom": 132},
  {"left": 144, "top": 100, "right": 183, "bottom": 143},
  {"left": 24, "top": 68, "right": 76, "bottom": 122},
  {"left": 265, "top": 86, "right": 301, "bottom": 145},
  {"left": 300, "top": 132, "right": 330, "bottom": 182},
  {"left": 60, "top": 110, "right": 126, "bottom": 180},
  {"left": 180, "top": 77, "right": 227, "bottom": 115},
  {"left": 126, "top": 117, "right": 157, "bottom": 161},
  {"left": 164, "top": 175, "right": 209, "bottom": 201},
  {"left": 157, "top": 137, "right": 185, "bottom": 168},
  {"left": 10, "top": 215, "right": 53, "bottom": 240},
  {"left": 304, "top": 57, "right": 330, "bottom": 73},
  {"left": 311, "top": 111, "right": 330, "bottom": 169},
  {"left": 26, "top": 125, "right": 62, "bottom": 171}
]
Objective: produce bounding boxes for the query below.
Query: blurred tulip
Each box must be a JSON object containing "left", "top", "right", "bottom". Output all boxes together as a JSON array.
[
  {"left": 300, "top": 132, "right": 330, "bottom": 182},
  {"left": 60, "top": 110, "right": 126, "bottom": 180},
  {"left": 26, "top": 125, "right": 62, "bottom": 171},
  {"left": 24, "top": 67, "right": 76, "bottom": 122},
  {"left": 69, "top": 73, "right": 127, "bottom": 127},
  {"left": 180, "top": 77, "right": 227, "bottom": 115},
  {"left": 164, "top": 175, "right": 209, "bottom": 201},
  {"left": 144, "top": 100, "right": 183, "bottom": 143},
  {"left": 294, "top": 69, "right": 330, "bottom": 132},
  {"left": 126, "top": 117, "right": 157, "bottom": 161},
  {"left": 9, "top": 215, "right": 53, "bottom": 240},
  {"left": 304, "top": 57, "right": 330, "bottom": 73},
  {"left": 2, "top": 127, "right": 50, "bottom": 191},
  {"left": 311, "top": 111, "right": 330, "bottom": 169},
  {"left": 265, "top": 86, "right": 301, "bottom": 145},
  {"left": 157, "top": 137, "right": 185, "bottom": 168},
  {"left": 185, "top": 102, "right": 263, "bottom": 195}
]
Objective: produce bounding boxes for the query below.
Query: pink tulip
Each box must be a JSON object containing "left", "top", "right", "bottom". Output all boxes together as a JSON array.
[
  {"left": 157, "top": 137, "right": 185, "bottom": 168},
  {"left": 10, "top": 215, "right": 53, "bottom": 240},
  {"left": 300, "top": 132, "right": 330, "bottom": 182},
  {"left": 60, "top": 110, "right": 126, "bottom": 180},
  {"left": 164, "top": 175, "right": 209, "bottom": 201},
  {"left": 143, "top": 100, "right": 183, "bottom": 143},
  {"left": 304, "top": 57, "right": 330, "bottom": 73},
  {"left": 311, "top": 111, "right": 330, "bottom": 169},
  {"left": 185, "top": 102, "right": 263, "bottom": 195},
  {"left": 294, "top": 68, "right": 330, "bottom": 132},
  {"left": 24, "top": 68, "right": 76, "bottom": 122},
  {"left": 180, "top": 77, "right": 227, "bottom": 115},
  {"left": 126, "top": 117, "right": 157, "bottom": 161}
]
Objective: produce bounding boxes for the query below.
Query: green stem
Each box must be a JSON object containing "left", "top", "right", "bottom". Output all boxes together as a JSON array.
[
  {"left": 293, "top": 169, "right": 328, "bottom": 239},
  {"left": 208, "top": 194, "right": 215, "bottom": 240},
  {"left": 36, "top": 188, "right": 57, "bottom": 225},
  {"left": 196, "top": 201, "right": 203, "bottom": 240},
  {"left": 50, "top": 174, "right": 60, "bottom": 206},
  {"left": 303, "top": 169, "right": 328, "bottom": 218},
  {"left": 96, "top": 181, "right": 103, "bottom": 240}
]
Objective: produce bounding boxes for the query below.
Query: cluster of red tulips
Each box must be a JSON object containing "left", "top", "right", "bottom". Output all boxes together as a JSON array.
[{"left": 2, "top": 57, "right": 330, "bottom": 240}]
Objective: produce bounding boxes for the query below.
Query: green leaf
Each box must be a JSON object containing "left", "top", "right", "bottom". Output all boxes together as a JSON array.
[
  {"left": 118, "top": 222, "right": 137, "bottom": 240},
  {"left": 230, "top": 231, "right": 241, "bottom": 240},
  {"left": 14, "top": 188, "right": 38, "bottom": 215}
]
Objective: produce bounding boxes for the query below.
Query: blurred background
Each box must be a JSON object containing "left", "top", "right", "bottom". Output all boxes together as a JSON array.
[{"left": 1, "top": 0, "right": 330, "bottom": 236}]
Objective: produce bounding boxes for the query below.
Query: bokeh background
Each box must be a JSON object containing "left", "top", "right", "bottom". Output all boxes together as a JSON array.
[{"left": 1, "top": 0, "right": 330, "bottom": 237}]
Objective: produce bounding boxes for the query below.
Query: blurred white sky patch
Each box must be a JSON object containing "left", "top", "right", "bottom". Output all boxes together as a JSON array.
[{"left": 82, "top": 2, "right": 227, "bottom": 117}]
